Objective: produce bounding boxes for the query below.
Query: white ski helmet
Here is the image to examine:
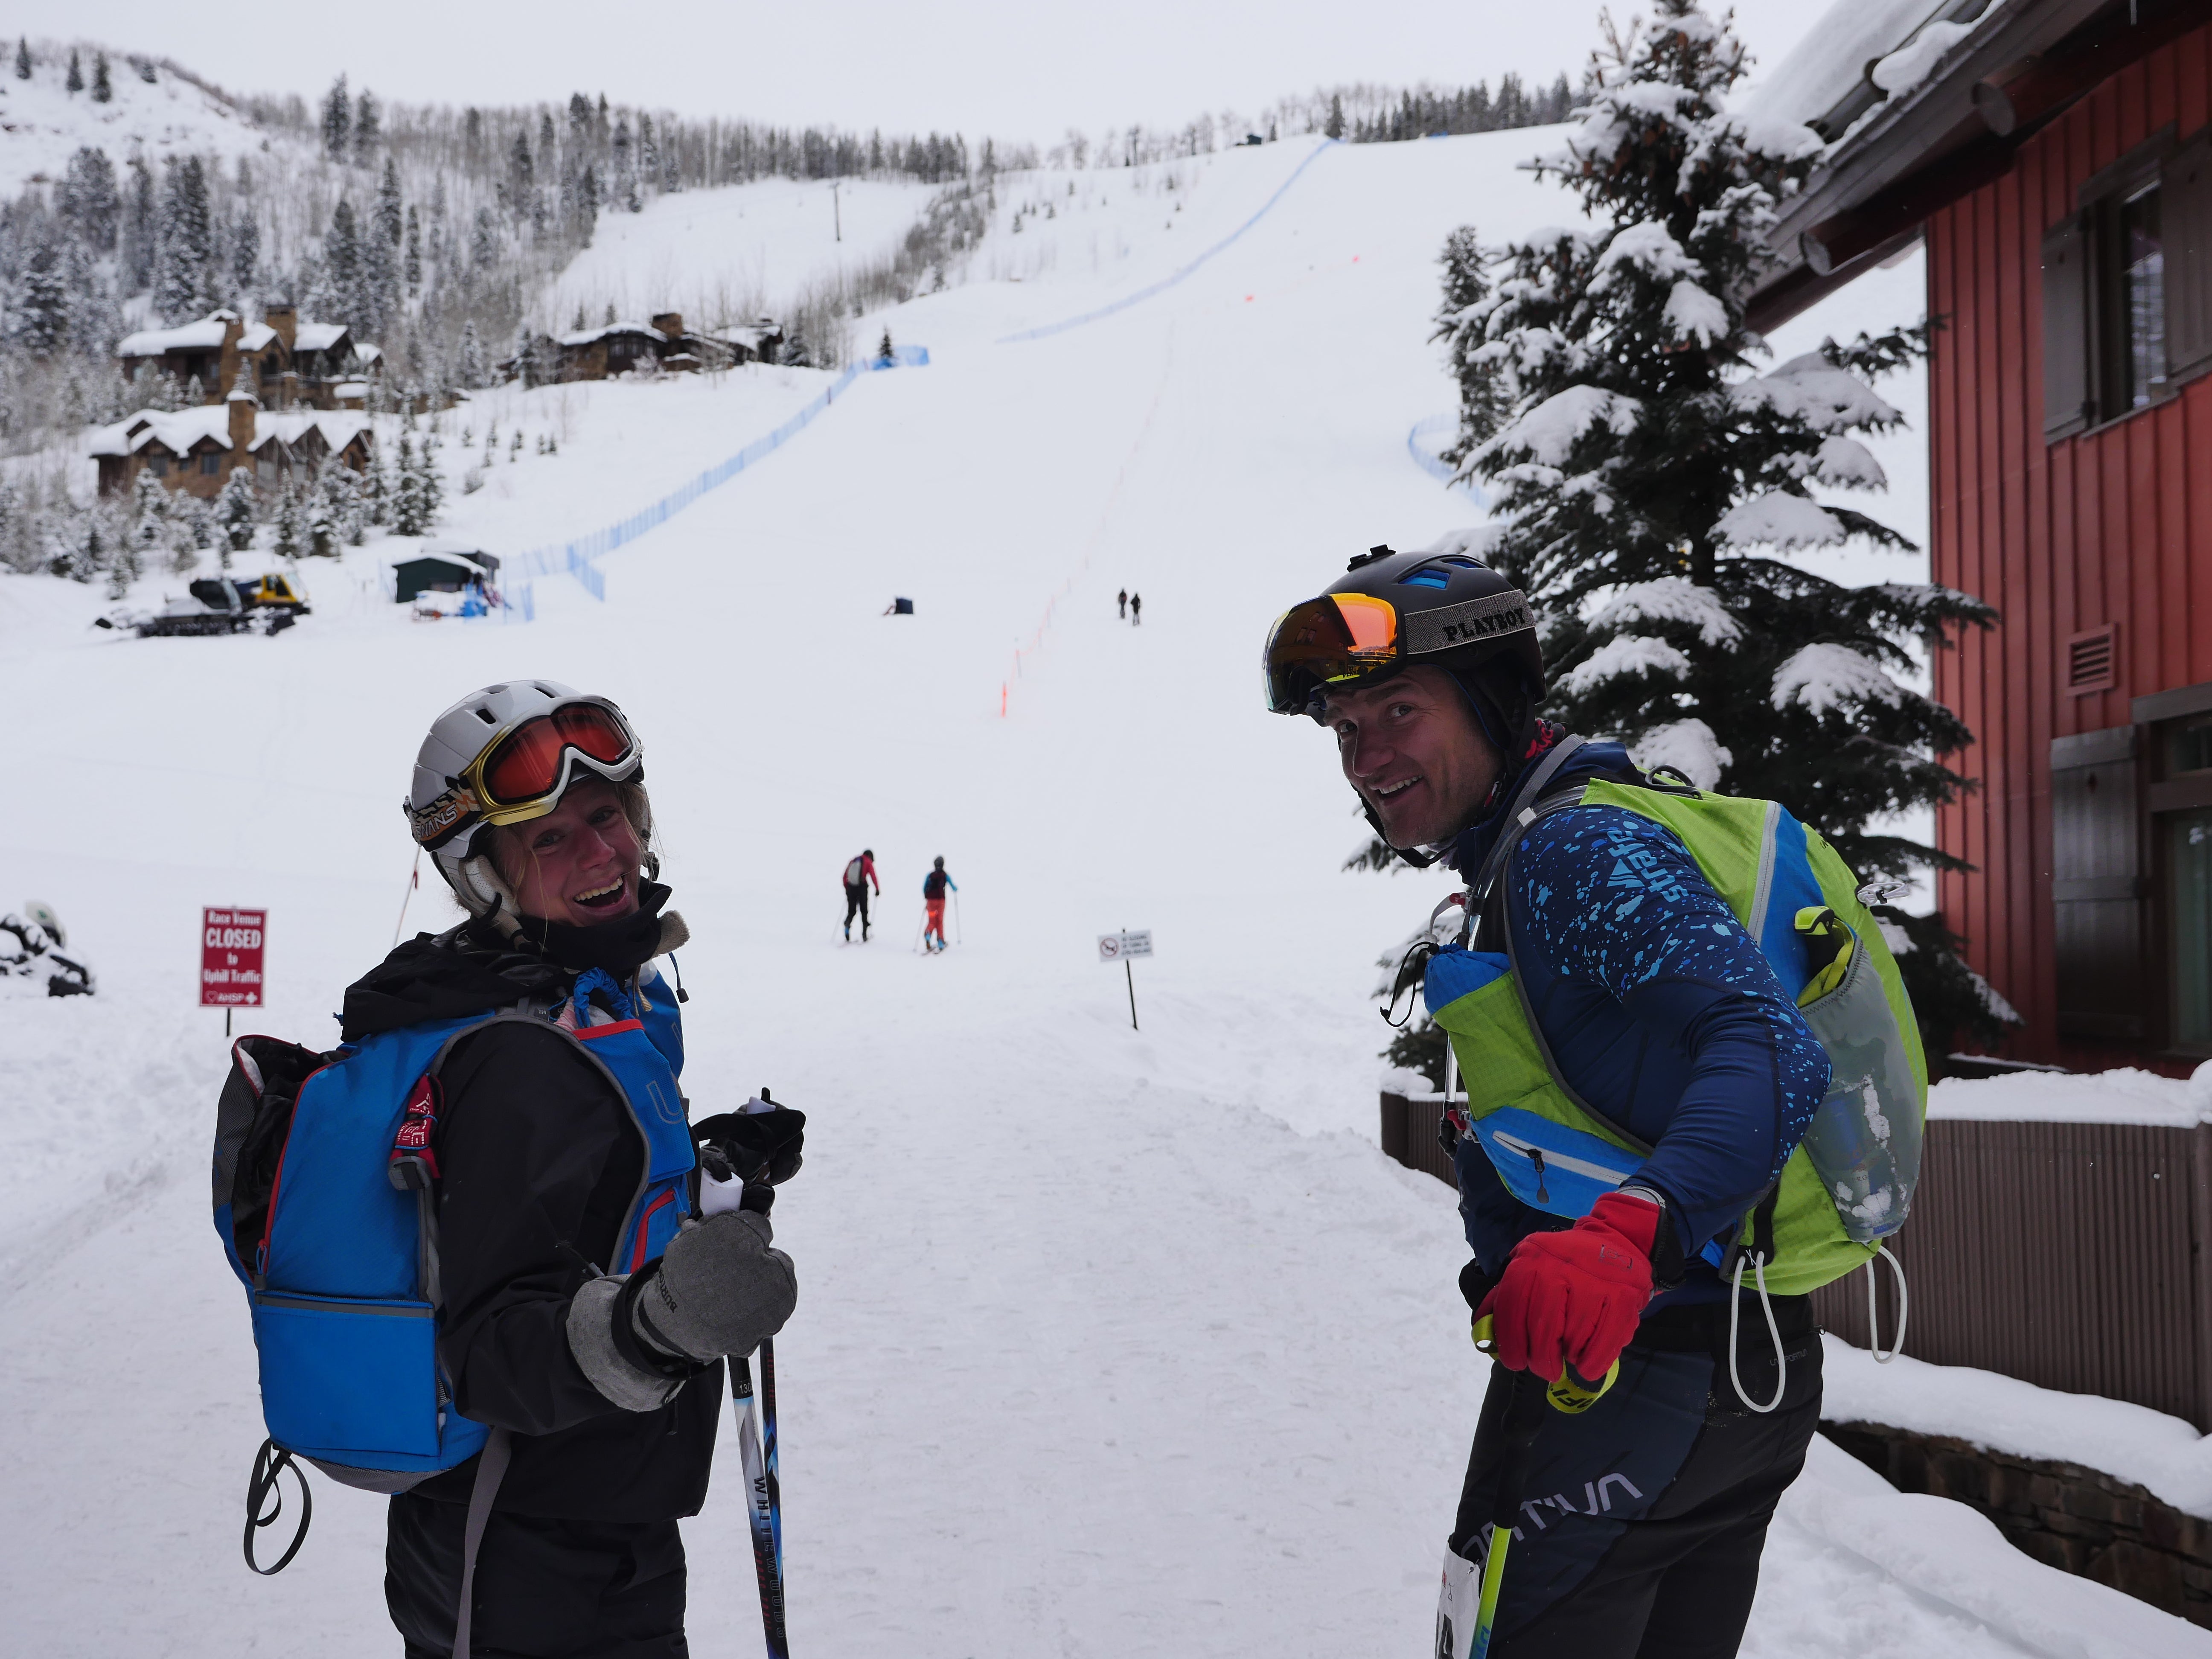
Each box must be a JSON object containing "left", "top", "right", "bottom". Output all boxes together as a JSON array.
[{"left": 405, "top": 680, "right": 648, "bottom": 929}]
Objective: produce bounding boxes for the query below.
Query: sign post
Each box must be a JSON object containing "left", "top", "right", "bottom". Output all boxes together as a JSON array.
[
  {"left": 202, "top": 906, "right": 266, "bottom": 1038},
  {"left": 1096, "top": 928, "right": 1153, "bottom": 1030}
]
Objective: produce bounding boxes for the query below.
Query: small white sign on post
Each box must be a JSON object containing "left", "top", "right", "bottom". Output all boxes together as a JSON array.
[{"left": 1097, "top": 930, "right": 1153, "bottom": 1028}]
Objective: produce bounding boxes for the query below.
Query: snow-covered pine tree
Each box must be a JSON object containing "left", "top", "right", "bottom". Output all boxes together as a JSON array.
[
  {"left": 91, "top": 52, "right": 111, "bottom": 104},
  {"left": 353, "top": 89, "right": 382, "bottom": 165},
  {"left": 415, "top": 434, "right": 445, "bottom": 525},
  {"left": 13, "top": 38, "right": 28, "bottom": 80},
  {"left": 1438, "top": 0, "right": 2008, "bottom": 1052},
  {"left": 878, "top": 329, "right": 895, "bottom": 363},
  {"left": 217, "top": 466, "right": 258, "bottom": 562},
  {"left": 229, "top": 209, "right": 259, "bottom": 296},
  {"left": 271, "top": 480, "right": 303, "bottom": 560},
  {"left": 457, "top": 320, "right": 486, "bottom": 388},
  {"left": 307, "top": 473, "right": 339, "bottom": 557},
  {"left": 119, "top": 159, "right": 155, "bottom": 295},
  {"left": 405, "top": 206, "right": 422, "bottom": 294},
  {"left": 128, "top": 468, "right": 169, "bottom": 541},
  {"left": 13, "top": 235, "right": 70, "bottom": 355},
  {"left": 65, "top": 50, "right": 81, "bottom": 94},
  {"left": 390, "top": 432, "right": 425, "bottom": 535},
  {"left": 321, "top": 76, "right": 350, "bottom": 162},
  {"left": 325, "top": 199, "right": 363, "bottom": 329},
  {"left": 153, "top": 156, "right": 212, "bottom": 323}
]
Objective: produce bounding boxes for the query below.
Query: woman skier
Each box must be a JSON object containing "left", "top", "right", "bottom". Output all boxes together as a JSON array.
[{"left": 348, "top": 680, "right": 801, "bottom": 1657}]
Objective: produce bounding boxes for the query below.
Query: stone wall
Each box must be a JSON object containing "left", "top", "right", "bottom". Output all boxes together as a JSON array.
[{"left": 1824, "top": 1419, "right": 2212, "bottom": 1627}]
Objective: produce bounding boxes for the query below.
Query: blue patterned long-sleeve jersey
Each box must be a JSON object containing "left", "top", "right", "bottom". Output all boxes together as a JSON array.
[{"left": 1447, "top": 751, "right": 1831, "bottom": 1307}]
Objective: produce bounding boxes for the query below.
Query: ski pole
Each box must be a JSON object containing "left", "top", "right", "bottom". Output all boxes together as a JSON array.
[{"left": 731, "top": 1350, "right": 789, "bottom": 1659}]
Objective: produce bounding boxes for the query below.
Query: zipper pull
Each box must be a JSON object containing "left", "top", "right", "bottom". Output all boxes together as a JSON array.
[{"left": 1528, "top": 1147, "right": 1549, "bottom": 1205}]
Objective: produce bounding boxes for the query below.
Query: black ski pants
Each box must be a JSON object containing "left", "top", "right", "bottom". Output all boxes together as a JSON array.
[
  {"left": 387, "top": 1491, "right": 689, "bottom": 1658},
  {"left": 1443, "top": 1295, "right": 1822, "bottom": 1659},
  {"left": 844, "top": 881, "right": 871, "bottom": 937}
]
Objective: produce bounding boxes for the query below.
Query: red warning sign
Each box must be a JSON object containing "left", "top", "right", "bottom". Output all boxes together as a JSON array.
[{"left": 201, "top": 907, "right": 266, "bottom": 1007}]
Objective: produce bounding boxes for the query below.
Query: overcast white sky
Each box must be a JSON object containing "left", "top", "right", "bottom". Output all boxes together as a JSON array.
[{"left": 37, "top": 1, "right": 1831, "bottom": 145}]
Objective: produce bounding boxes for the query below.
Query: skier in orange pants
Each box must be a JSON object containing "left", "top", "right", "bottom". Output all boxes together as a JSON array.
[{"left": 922, "top": 857, "right": 957, "bottom": 952}]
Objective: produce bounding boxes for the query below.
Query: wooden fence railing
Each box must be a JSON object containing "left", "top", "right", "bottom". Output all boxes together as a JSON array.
[{"left": 1381, "top": 1093, "right": 2212, "bottom": 1429}]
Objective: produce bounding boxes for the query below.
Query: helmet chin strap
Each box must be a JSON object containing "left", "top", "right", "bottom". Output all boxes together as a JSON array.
[{"left": 1358, "top": 793, "right": 1445, "bottom": 870}]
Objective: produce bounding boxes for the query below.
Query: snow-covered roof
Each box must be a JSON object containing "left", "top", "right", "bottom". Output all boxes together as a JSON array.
[
  {"left": 87, "top": 405, "right": 231, "bottom": 458},
  {"left": 396, "top": 550, "right": 494, "bottom": 577},
  {"left": 237, "top": 323, "right": 277, "bottom": 352},
  {"left": 263, "top": 410, "right": 373, "bottom": 451},
  {"left": 353, "top": 343, "right": 381, "bottom": 364},
  {"left": 293, "top": 322, "right": 349, "bottom": 352},
  {"left": 116, "top": 309, "right": 240, "bottom": 358},
  {"left": 557, "top": 320, "right": 667, "bottom": 347},
  {"left": 86, "top": 405, "right": 372, "bottom": 460},
  {"left": 1752, "top": 0, "right": 2000, "bottom": 137}
]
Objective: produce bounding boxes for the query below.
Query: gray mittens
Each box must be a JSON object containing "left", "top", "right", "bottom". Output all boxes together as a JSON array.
[{"left": 565, "top": 1210, "right": 798, "bottom": 1412}]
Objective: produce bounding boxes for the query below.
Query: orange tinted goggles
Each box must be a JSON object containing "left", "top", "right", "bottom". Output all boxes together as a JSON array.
[
  {"left": 1262, "top": 593, "right": 1401, "bottom": 713},
  {"left": 473, "top": 702, "right": 637, "bottom": 810}
]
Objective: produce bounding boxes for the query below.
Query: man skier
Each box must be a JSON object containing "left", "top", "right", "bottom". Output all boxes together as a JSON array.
[
  {"left": 1265, "top": 548, "right": 1863, "bottom": 1658},
  {"left": 1118, "top": 588, "right": 1129, "bottom": 620},
  {"left": 1128, "top": 591, "right": 1142, "bottom": 626},
  {"left": 921, "top": 856, "right": 956, "bottom": 952},
  {"left": 843, "top": 847, "right": 880, "bottom": 941}
]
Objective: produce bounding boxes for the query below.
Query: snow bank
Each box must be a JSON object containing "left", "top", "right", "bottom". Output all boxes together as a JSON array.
[
  {"left": 0, "top": 50, "right": 279, "bottom": 195},
  {"left": 1774, "top": 1435, "right": 2212, "bottom": 1657},
  {"left": 1823, "top": 1339, "right": 2212, "bottom": 1522},
  {"left": 1928, "top": 1065, "right": 2205, "bottom": 1126}
]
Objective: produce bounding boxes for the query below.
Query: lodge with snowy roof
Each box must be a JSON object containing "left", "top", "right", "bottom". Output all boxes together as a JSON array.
[
  {"left": 115, "top": 305, "right": 382, "bottom": 411},
  {"left": 1746, "top": 0, "right": 2212, "bottom": 1074},
  {"left": 89, "top": 392, "right": 374, "bottom": 501},
  {"left": 546, "top": 312, "right": 783, "bottom": 381}
]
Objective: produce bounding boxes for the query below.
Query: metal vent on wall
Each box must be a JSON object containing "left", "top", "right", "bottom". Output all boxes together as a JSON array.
[{"left": 2066, "top": 624, "right": 2118, "bottom": 694}]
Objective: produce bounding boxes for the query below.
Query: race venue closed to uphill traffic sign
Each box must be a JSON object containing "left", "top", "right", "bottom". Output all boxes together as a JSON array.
[
  {"left": 201, "top": 906, "right": 265, "bottom": 1007},
  {"left": 1097, "top": 930, "right": 1153, "bottom": 962}
]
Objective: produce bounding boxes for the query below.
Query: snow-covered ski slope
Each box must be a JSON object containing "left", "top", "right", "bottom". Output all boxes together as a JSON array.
[{"left": 3, "top": 130, "right": 2197, "bottom": 1659}]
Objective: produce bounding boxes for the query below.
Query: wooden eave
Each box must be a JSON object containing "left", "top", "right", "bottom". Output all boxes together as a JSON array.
[{"left": 1746, "top": 0, "right": 2211, "bottom": 332}]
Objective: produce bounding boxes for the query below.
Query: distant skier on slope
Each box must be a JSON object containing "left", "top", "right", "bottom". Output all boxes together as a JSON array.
[
  {"left": 921, "top": 856, "right": 957, "bottom": 952},
  {"left": 843, "top": 847, "right": 881, "bottom": 941},
  {"left": 1129, "top": 591, "right": 1142, "bottom": 626},
  {"left": 1264, "top": 547, "right": 1922, "bottom": 1658},
  {"left": 1117, "top": 588, "right": 1128, "bottom": 619},
  {"left": 308, "top": 683, "right": 798, "bottom": 1655}
]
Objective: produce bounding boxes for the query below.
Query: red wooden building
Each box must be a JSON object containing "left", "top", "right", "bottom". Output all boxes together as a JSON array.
[{"left": 1750, "top": 0, "right": 2212, "bottom": 1072}]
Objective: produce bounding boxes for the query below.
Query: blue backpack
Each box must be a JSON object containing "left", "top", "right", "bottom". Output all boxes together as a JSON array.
[{"left": 211, "top": 967, "right": 695, "bottom": 1575}]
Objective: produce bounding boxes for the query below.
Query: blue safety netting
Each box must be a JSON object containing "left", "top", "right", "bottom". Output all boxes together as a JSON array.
[
  {"left": 507, "top": 351, "right": 928, "bottom": 601},
  {"left": 995, "top": 140, "right": 1341, "bottom": 345},
  {"left": 1406, "top": 413, "right": 1486, "bottom": 508}
]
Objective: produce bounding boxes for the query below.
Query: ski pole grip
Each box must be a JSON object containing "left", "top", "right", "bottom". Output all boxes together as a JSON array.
[{"left": 1471, "top": 1315, "right": 1621, "bottom": 1414}]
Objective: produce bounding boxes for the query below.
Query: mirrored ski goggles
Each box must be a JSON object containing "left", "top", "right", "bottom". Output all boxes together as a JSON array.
[
  {"left": 456, "top": 700, "right": 642, "bottom": 830},
  {"left": 1261, "top": 592, "right": 1401, "bottom": 713}
]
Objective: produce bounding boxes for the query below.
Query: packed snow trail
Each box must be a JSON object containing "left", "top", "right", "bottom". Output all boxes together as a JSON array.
[{"left": 0, "top": 130, "right": 2196, "bottom": 1657}]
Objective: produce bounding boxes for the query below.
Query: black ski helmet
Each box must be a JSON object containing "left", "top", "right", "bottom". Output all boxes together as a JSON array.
[{"left": 1263, "top": 544, "right": 1545, "bottom": 758}]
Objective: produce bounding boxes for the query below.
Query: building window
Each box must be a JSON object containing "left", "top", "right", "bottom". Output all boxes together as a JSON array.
[
  {"left": 201, "top": 452, "right": 219, "bottom": 475},
  {"left": 2111, "top": 183, "right": 2166, "bottom": 410},
  {"left": 147, "top": 455, "right": 167, "bottom": 477},
  {"left": 2042, "top": 126, "right": 2212, "bottom": 440}
]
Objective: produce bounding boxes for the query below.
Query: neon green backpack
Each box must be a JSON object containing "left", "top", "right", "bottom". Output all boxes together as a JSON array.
[{"left": 1425, "top": 737, "right": 1927, "bottom": 1302}]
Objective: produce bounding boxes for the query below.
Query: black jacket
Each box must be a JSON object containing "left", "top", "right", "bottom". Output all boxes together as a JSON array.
[{"left": 341, "top": 921, "right": 719, "bottom": 1522}]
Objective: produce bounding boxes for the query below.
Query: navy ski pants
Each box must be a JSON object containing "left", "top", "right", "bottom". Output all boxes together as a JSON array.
[
  {"left": 1443, "top": 1296, "right": 1822, "bottom": 1659},
  {"left": 387, "top": 1491, "right": 689, "bottom": 1658},
  {"left": 844, "top": 882, "right": 871, "bottom": 937}
]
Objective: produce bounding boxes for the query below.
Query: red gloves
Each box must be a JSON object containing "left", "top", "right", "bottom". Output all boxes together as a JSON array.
[{"left": 1478, "top": 1190, "right": 1662, "bottom": 1385}]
